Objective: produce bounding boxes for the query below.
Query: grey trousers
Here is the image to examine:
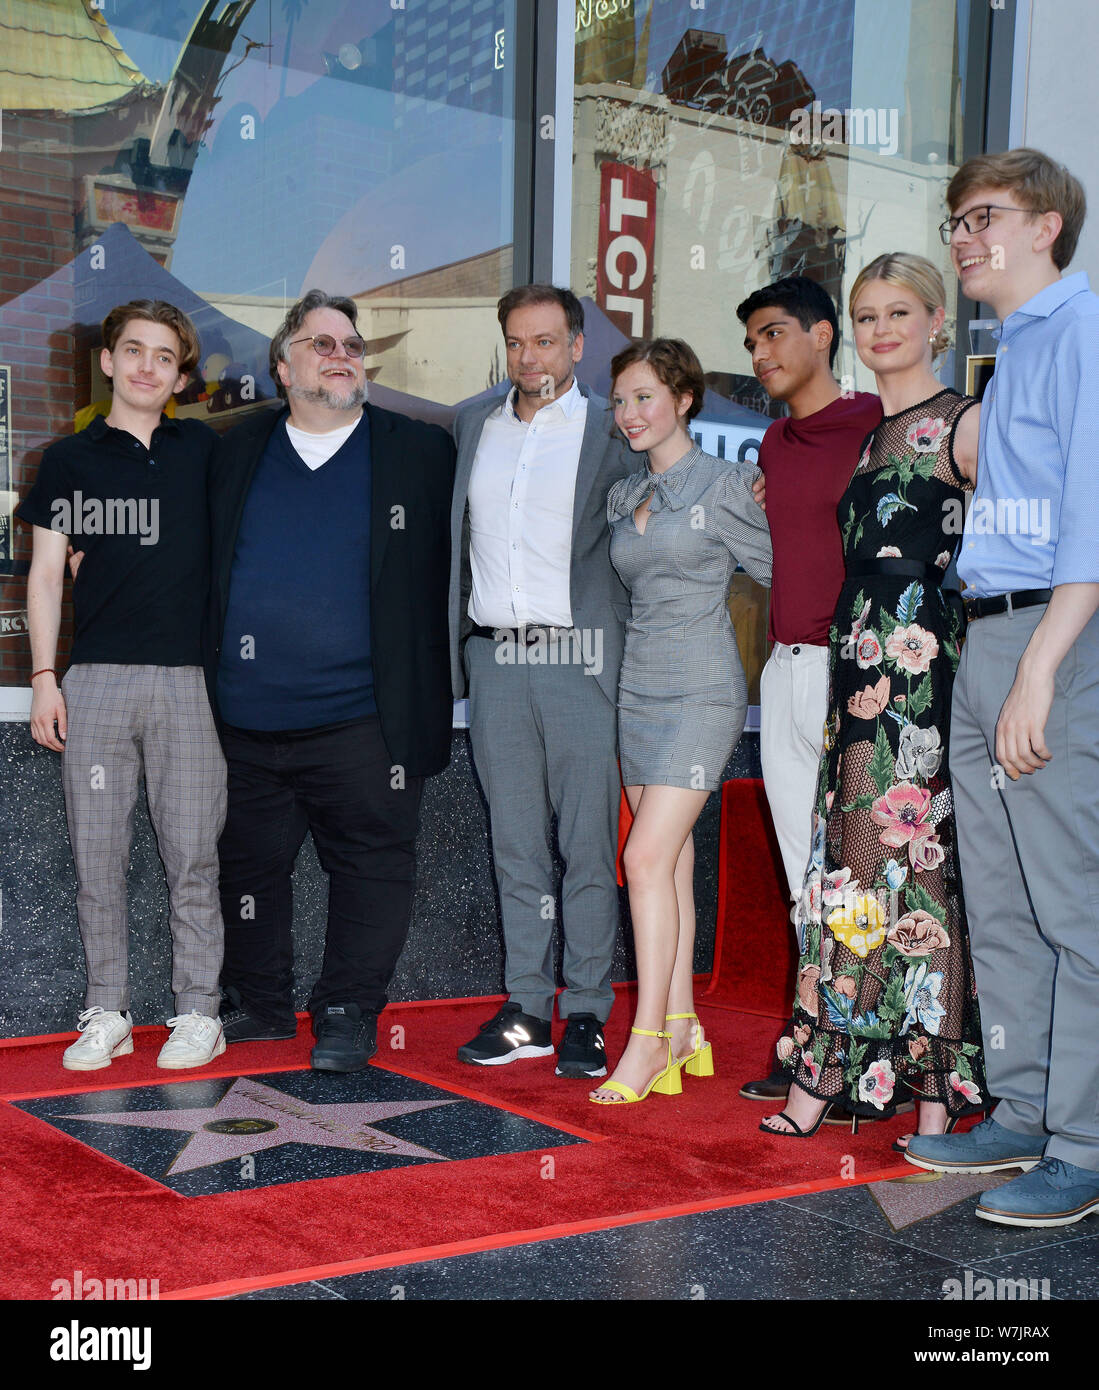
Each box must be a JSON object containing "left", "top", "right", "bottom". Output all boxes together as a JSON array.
[
  {"left": 951, "top": 605, "right": 1099, "bottom": 1171},
  {"left": 465, "top": 634, "right": 621, "bottom": 1022},
  {"left": 60, "top": 664, "right": 226, "bottom": 1018}
]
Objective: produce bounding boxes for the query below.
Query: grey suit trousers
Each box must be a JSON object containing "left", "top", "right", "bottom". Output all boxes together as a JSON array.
[
  {"left": 950, "top": 605, "right": 1099, "bottom": 1172},
  {"left": 465, "top": 634, "right": 620, "bottom": 1022},
  {"left": 60, "top": 664, "right": 226, "bottom": 1018}
]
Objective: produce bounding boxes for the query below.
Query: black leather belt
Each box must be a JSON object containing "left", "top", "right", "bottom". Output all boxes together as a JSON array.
[
  {"left": 469, "top": 624, "right": 576, "bottom": 643},
  {"left": 846, "top": 558, "right": 946, "bottom": 585},
  {"left": 962, "top": 589, "right": 1053, "bottom": 622}
]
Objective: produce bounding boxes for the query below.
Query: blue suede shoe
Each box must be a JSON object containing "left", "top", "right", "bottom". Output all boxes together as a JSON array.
[
  {"left": 905, "top": 1116, "right": 1045, "bottom": 1174},
  {"left": 977, "top": 1157, "right": 1099, "bottom": 1227}
]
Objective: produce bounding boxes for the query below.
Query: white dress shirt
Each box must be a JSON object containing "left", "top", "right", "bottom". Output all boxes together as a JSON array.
[{"left": 467, "top": 379, "right": 587, "bottom": 628}]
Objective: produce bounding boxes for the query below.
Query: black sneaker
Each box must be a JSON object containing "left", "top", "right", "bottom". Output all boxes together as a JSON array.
[
  {"left": 220, "top": 988, "right": 297, "bottom": 1044},
  {"left": 457, "top": 1002, "right": 553, "bottom": 1065},
  {"left": 555, "top": 1013, "right": 607, "bottom": 1078},
  {"left": 310, "top": 1004, "right": 377, "bottom": 1072}
]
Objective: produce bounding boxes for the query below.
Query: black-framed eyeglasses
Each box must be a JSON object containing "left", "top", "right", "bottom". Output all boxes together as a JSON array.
[
  {"left": 288, "top": 333, "right": 367, "bottom": 358},
  {"left": 938, "top": 205, "right": 1036, "bottom": 245}
]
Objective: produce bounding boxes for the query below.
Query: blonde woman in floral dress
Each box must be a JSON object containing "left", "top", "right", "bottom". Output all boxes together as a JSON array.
[{"left": 762, "top": 253, "right": 987, "bottom": 1144}]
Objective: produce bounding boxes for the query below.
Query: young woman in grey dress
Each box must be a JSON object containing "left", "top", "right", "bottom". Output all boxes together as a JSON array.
[{"left": 590, "top": 339, "right": 772, "bottom": 1104}]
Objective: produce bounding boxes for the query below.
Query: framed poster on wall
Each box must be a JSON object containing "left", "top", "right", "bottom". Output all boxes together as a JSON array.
[{"left": 966, "top": 353, "right": 996, "bottom": 401}]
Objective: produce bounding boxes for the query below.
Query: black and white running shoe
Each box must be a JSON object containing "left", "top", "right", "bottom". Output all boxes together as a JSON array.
[
  {"left": 457, "top": 1002, "right": 554, "bottom": 1065},
  {"left": 555, "top": 1013, "right": 607, "bottom": 1078}
]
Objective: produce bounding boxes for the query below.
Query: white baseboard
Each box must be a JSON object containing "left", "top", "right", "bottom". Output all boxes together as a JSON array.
[
  {"left": 0, "top": 692, "right": 756, "bottom": 733},
  {"left": 0, "top": 686, "right": 31, "bottom": 721}
]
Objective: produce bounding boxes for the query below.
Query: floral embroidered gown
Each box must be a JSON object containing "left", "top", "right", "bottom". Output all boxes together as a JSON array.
[{"left": 784, "top": 389, "right": 987, "bottom": 1117}]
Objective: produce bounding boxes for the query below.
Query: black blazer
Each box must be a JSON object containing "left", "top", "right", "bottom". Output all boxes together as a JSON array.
[{"left": 206, "top": 402, "right": 456, "bottom": 778}]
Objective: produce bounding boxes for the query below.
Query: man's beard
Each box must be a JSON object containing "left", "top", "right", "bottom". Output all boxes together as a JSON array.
[
  {"left": 288, "top": 379, "right": 367, "bottom": 411},
  {"left": 512, "top": 367, "right": 573, "bottom": 402}
]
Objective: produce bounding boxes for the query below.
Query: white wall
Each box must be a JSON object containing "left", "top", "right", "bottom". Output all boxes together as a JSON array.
[{"left": 1012, "top": 0, "right": 1099, "bottom": 277}]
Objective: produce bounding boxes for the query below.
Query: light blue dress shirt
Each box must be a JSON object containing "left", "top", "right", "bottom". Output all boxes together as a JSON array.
[{"left": 959, "top": 271, "right": 1099, "bottom": 596}]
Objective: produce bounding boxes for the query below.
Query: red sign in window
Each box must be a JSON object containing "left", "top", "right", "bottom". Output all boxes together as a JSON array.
[{"left": 596, "top": 162, "right": 656, "bottom": 340}]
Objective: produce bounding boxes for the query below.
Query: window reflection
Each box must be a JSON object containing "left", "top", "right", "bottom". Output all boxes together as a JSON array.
[
  {"left": 573, "top": 0, "right": 977, "bottom": 700},
  {"left": 0, "top": 0, "right": 516, "bottom": 660}
]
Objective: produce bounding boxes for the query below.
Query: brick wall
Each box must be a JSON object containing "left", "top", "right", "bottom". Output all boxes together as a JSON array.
[{"left": 0, "top": 112, "right": 80, "bottom": 685}]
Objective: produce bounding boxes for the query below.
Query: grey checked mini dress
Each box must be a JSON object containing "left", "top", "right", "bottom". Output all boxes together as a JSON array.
[{"left": 608, "top": 444, "right": 772, "bottom": 790}]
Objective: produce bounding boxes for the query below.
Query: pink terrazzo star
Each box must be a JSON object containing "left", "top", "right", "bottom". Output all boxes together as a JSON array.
[{"left": 52, "top": 1077, "right": 461, "bottom": 1175}]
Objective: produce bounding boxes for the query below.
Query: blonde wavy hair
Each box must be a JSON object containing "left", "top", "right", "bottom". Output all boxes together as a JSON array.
[{"left": 849, "top": 253, "right": 952, "bottom": 359}]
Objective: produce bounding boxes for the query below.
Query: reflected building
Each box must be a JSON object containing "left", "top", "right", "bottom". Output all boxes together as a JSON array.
[
  {"left": 572, "top": 1, "right": 969, "bottom": 399},
  {"left": 570, "top": 0, "right": 975, "bottom": 699},
  {"left": 0, "top": 0, "right": 255, "bottom": 606}
]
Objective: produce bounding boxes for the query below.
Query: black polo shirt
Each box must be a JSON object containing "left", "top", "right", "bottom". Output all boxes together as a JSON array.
[{"left": 17, "top": 414, "right": 215, "bottom": 665}]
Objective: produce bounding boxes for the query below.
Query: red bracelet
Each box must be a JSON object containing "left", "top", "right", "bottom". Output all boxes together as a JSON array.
[{"left": 31, "top": 668, "right": 58, "bottom": 681}]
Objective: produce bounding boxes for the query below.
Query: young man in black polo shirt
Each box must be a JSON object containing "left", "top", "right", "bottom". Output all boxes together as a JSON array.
[{"left": 21, "top": 300, "right": 227, "bottom": 1071}]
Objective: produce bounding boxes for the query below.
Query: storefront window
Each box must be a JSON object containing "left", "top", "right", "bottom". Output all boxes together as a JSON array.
[
  {"left": 571, "top": 0, "right": 981, "bottom": 701},
  {"left": 0, "top": 0, "right": 517, "bottom": 687},
  {"left": 0, "top": 0, "right": 1003, "bottom": 700}
]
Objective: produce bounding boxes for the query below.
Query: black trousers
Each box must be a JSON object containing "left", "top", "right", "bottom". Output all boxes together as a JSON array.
[{"left": 217, "top": 717, "right": 424, "bottom": 1027}]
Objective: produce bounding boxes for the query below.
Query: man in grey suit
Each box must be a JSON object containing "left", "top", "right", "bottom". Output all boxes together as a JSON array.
[{"left": 449, "top": 285, "right": 634, "bottom": 1078}]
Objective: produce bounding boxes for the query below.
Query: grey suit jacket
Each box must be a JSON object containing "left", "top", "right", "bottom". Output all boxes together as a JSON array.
[{"left": 448, "top": 384, "right": 635, "bottom": 708}]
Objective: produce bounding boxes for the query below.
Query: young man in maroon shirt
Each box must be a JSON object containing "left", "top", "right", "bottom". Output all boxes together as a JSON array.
[{"left": 735, "top": 276, "right": 882, "bottom": 1102}]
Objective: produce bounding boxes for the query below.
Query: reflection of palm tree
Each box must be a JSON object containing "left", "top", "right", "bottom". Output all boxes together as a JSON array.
[
  {"left": 280, "top": 0, "right": 309, "bottom": 100},
  {"left": 215, "top": 35, "right": 269, "bottom": 102}
]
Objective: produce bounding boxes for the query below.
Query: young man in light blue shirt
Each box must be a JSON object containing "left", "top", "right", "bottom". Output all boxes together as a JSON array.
[{"left": 905, "top": 149, "right": 1099, "bottom": 1228}]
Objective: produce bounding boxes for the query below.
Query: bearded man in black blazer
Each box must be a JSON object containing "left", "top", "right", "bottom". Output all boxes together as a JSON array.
[{"left": 207, "top": 289, "right": 454, "bottom": 1071}]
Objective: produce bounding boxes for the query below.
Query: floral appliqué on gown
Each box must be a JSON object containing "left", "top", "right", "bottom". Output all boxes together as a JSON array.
[{"left": 783, "top": 389, "right": 987, "bottom": 1116}]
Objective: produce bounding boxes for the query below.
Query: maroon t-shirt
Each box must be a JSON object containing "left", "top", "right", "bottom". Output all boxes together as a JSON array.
[{"left": 759, "top": 391, "right": 883, "bottom": 646}]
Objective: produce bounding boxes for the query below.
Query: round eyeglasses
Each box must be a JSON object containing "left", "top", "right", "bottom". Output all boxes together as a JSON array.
[{"left": 287, "top": 333, "right": 367, "bottom": 358}]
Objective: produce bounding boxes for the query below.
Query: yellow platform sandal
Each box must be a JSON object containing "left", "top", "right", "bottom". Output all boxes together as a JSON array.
[
  {"left": 666, "top": 1012, "right": 714, "bottom": 1078},
  {"left": 589, "top": 1027, "right": 684, "bottom": 1104}
]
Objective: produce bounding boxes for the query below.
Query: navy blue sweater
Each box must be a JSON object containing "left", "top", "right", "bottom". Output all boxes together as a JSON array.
[{"left": 217, "top": 413, "right": 376, "bottom": 730}]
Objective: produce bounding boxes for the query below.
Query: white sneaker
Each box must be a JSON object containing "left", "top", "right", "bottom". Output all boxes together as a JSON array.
[
  {"left": 62, "top": 1007, "right": 133, "bottom": 1071},
  {"left": 157, "top": 1012, "right": 227, "bottom": 1070}
]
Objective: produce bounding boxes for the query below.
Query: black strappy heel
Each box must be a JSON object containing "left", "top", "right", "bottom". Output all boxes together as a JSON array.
[{"left": 759, "top": 1104, "right": 834, "bottom": 1138}]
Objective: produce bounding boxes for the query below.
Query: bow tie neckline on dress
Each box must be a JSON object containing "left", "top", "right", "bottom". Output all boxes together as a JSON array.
[{"left": 616, "top": 444, "right": 702, "bottom": 518}]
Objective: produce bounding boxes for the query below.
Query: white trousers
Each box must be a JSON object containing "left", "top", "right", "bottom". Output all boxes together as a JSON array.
[{"left": 759, "top": 642, "right": 830, "bottom": 907}]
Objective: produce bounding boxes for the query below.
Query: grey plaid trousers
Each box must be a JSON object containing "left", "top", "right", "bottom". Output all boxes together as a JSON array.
[{"left": 60, "top": 664, "right": 226, "bottom": 1017}]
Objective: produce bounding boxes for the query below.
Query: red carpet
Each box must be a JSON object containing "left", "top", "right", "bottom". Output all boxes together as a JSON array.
[
  {"left": 705, "top": 777, "right": 798, "bottom": 1016},
  {"left": 1, "top": 993, "right": 921, "bottom": 1301},
  {"left": 0, "top": 780, "right": 918, "bottom": 1300}
]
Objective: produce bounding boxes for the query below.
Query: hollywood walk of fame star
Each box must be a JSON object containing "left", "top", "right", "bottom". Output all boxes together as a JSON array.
[
  {"left": 870, "top": 1169, "right": 1014, "bottom": 1231},
  {"left": 51, "top": 1077, "right": 461, "bottom": 1176}
]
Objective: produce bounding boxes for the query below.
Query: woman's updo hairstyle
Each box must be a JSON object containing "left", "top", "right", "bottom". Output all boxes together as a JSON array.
[
  {"left": 610, "top": 337, "right": 706, "bottom": 423},
  {"left": 850, "top": 252, "right": 952, "bottom": 359}
]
